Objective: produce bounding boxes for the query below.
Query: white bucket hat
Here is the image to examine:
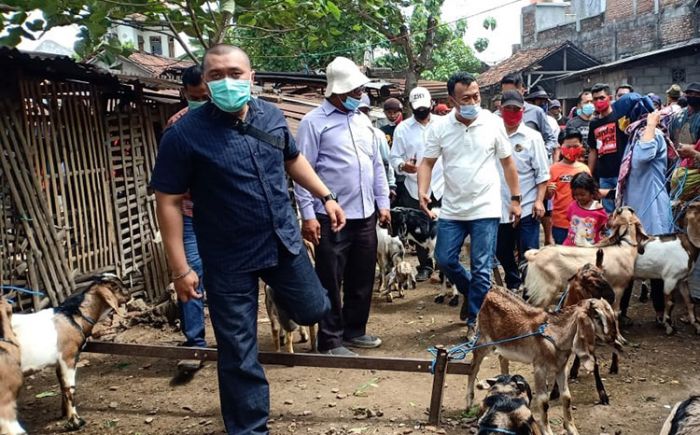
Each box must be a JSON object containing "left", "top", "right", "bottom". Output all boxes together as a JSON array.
[
  {"left": 409, "top": 87, "right": 432, "bottom": 109},
  {"left": 324, "top": 56, "right": 369, "bottom": 98}
]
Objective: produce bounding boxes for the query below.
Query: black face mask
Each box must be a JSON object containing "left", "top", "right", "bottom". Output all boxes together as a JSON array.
[
  {"left": 414, "top": 107, "right": 430, "bottom": 121},
  {"left": 687, "top": 96, "right": 700, "bottom": 108}
]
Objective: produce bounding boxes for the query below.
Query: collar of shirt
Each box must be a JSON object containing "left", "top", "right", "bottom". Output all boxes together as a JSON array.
[{"left": 447, "top": 109, "right": 489, "bottom": 129}]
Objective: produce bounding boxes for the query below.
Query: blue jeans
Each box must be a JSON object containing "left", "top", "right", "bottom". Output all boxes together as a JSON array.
[
  {"left": 204, "top": 243, "right": 330, "bottom": 434},
  {"left": 435, "top": 218, "right": 498, "bottom": 325},
  {"left": 599, "top": 176, "right": 618, "bottom": 214},
  {"left": 495, "top": 215, "right": 540, "bottom": 289},
  {"left": 552, "top": 226, "right": 568, "bottom": 245},
  {"left": 179, "top": 216, "right": 206, "bottom": 347}
]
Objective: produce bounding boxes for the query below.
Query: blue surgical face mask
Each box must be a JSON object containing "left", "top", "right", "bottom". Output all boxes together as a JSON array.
[
  {"left": 576, "top": 108, "right": 582, "bottom": 117},
  {"left": 207, "top": 78, "right": 251, "bottom": 113},
  {"left": 459, "top": 104, "right": 481, "bottom": 120},
  {"left": 187, "top": 99, "right": 207, "bottom": 110},
  {"left": 581, "top": 102, "right": 595, "bottom": 116},
  {"left": 342, "top": 95, "right": 361, "bottom": 112}
]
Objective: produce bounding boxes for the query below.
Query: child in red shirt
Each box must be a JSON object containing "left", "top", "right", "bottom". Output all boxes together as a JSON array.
[{"left": 563, "top": 172, "right": 608, "bottom": 246}]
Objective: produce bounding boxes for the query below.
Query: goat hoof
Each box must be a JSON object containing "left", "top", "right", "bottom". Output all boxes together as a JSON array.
[
  {"left": 434, "top": 295, "right": 445, "bottom": 304},
  {"left": 64, "top": 417, "right": 86, "bottom": 431},
  {"left": 599, "top": 391, "right": 610, "bottom": 405},
  {"left": 448, "top": 295, "right": 459, "bottom": 307},
  {"left": 665, "top": 325, "right": 676, "bottom": 335}
]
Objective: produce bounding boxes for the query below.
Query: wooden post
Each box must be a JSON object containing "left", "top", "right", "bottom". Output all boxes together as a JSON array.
[{"left": 428, "top": 345, "right": 448, "bottom": 427}]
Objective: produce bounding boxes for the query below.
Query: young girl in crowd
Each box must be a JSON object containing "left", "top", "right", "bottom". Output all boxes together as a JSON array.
[
  {"left": 547, "top": 130, "right": 591, "bottom": 244},
  {"left": 563, "top": 172, "right": 608, "bottom": 246}
]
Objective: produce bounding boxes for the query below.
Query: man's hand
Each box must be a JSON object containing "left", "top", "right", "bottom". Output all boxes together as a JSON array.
[
  {"left": 402, "top": 161, "right": 418, "bottom": 174},
  {"left": 323, "top": 200, "right": 346, "bottom": 233},
  {"left": 378, "top": 208, "right": 391, "bottom": 227},
  {"left": 302, "top": 219, "right": 321, "bottom": 245},
  {"left": 509, "top": 200, "right": 522, "bottom": 226},
  {"left": 174, "top": 270, "right": 201, "bottom": 303},
  {"left": 532, "top": 200, "right": 545, "bottom": 220},
  {"left": 389, "top": 189, "right": 397, "bottom": 203},
  {"left": 419, "top": 193, "right": 437, "bottom": 220},
  {"left": 678, "top": 144, "right": 698, "bottom": 159}
]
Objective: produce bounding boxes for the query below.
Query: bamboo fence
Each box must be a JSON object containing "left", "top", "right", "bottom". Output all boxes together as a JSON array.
[{"left": 1, "top": 75, "right": 175, "bottom": 310}]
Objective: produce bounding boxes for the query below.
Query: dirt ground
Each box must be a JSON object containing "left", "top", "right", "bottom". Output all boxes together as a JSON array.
[{"left": 16, "top": 271, "right": 700, "bottom": 435}]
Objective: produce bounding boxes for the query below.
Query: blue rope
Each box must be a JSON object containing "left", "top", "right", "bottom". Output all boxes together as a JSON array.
[
  {"left": 479, "top": 427, "right": 517, "bottom": 435},
  {"left": 0, "top": 286, "right": 45, "bottom": 296},
  {"left": 427, "top": 323, "right": 550, "bottom": 373},
  {"left": 554, "top": 285, "right": 569, "bottom": 312}
]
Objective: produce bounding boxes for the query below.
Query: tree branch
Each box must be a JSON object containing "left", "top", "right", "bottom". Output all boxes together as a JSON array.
[
  {"left": 162, "top": 13, "right": 199, "bottom": 63},
  {"left": 184, "top": 0, "right": 208, "bottom": 48},
  {"left": 416, "top": 14, "right": 437, "bottom": 74}
]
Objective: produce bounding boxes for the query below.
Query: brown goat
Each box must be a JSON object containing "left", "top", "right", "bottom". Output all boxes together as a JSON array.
[
  {"left": 12, "top": 274, "right": 129, "bottom": 431},
  {"left": 467, "top": 287, "right": 622, "bottom": 435},
  {"left": 0, "top": 298, "right": 24, "bottom": 435}
]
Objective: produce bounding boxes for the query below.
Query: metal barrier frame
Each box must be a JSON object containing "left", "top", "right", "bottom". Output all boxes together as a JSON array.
[{"left": 83, "top": 341, "right": 470, "bottom": 427}]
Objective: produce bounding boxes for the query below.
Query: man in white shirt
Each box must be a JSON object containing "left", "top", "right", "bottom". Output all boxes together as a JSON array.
[
  {"left": 495, "top": 90, "right": 550, "bottom": 291},
  {"left": 418, "top": 72, "right": 521, "bottom": 338},
  {"left": 390, "top": 87, "right": 444, "bottom": 281}
]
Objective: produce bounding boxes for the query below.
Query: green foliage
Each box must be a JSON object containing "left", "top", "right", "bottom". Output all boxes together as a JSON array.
[
  {"left": 474, "top": 37, "right": 489, "bottom": 53},
  {"left": 421, "top": 38, "right": 484, "bottom": 82}
]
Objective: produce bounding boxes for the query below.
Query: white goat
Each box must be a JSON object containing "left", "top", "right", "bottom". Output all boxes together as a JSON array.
[
  {"left": 11, "top": 273, "right": 129, "bottom": 430},
  {"left": 467, "top": 287, "right": 622, "bottom": 435},
  {"left": 633, "top": 201, "right": 700, "bottom": 335},
  {"left": 0, "top": 298, "right": 24, "bottom": 435},
  {"left": 376, "top": 225, "right": 405, "bottom": 294},
  {"left": 382, "top": 260, "right": 417, "bottom": 302},
  {"left": 523, "top": 206, "right": 647, "bottom": 314}
]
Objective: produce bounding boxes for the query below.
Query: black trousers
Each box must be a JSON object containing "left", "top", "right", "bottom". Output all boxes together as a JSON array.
[
  {"left": 394, "top": 184, "right": 441, "bottom": 272},
  {"left": 621, "top": 279, "right": 665, "bottom": 317},
  {"left": 315, "top": 213, "right": 377, "bottom": 351}
]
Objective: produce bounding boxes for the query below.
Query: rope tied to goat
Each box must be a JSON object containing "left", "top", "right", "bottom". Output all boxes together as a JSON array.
[
  {"left": 0, "top": 285, "right": 45, "bottom": 297},
  {"left": 426, "top": 322, "right": 554, "bottom": 374}
]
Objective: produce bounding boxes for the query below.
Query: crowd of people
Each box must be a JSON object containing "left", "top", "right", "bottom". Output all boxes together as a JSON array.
[{"left": 150, "top": 43, "right": 700, "bottom": 433}]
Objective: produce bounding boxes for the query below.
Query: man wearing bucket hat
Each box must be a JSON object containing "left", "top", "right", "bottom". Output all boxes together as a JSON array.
[
  {"left": 295, "top": 57, "right": 391, "bottom": 356},
  {"left": 390, "top": 87, "right": 445, "bottom": 282}
]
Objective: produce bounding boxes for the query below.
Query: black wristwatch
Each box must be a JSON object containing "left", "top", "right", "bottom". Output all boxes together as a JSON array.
[
  {"left": 321, "top": 192, "right": 338, "bottom": 204},
  {"left": 510, "top": 194, "right": 522, "bottom": 203}
]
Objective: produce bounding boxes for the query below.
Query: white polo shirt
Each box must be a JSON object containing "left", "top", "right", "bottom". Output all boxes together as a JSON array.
[
  {"left": 424, "top": 110, "right": 512, "bottom": 221},
  {"left": 498, "top": 123, "right": 550, "bottom": 223},
  {"left": 390, "top": 115, "right": 445, "bottom": 200}
]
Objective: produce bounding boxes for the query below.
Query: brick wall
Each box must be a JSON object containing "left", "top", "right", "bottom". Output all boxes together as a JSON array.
[{"left": 521, "top": 0, "right": 697, "bottom": 62}]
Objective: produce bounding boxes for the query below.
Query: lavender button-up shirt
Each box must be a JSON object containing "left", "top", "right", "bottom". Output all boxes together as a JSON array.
[{"left": 295, "top": 100, "right": 390, "bottom": 220}]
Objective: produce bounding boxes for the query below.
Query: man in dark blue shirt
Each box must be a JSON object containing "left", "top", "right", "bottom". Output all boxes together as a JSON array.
[{"left": 151, "top": 44, "right": 345, "bottom": 435}]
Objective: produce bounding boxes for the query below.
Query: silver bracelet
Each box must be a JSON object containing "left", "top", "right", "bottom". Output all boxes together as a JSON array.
[{"left": 172, "top": 267, "right": 193, "bottom": 281}]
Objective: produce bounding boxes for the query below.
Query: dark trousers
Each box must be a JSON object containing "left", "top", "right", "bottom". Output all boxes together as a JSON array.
[
  {"left": 179, "top": 216, "right": 207, "bottom": 347},
  {"left": 203, "top": 243, "right": 330, "bottom": 434},
  {"left": 315, "top": 213, "right": 377, "bottom": 351},
  {"left": 495, "top": 215, "right": 540, "bottom": 289},
  {"left": 395, "top": 184, "right": 441, "bottom": 272},
  {"left": 621, "top": 278, "right": 665, "bottom": 318}
]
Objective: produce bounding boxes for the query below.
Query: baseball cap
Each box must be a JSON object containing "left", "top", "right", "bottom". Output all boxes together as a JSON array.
[
  {"left": 324, "top": 56, "right": 369, "bottom": 98},
  {"left": 409, "top": 87, "right": 432, "bottom": 109},
  {"left": 501, "top": 90, "right": 524, "bottom": 108},
  {"left": 550, "top": 99, "right": 561, "bottom": 108}
]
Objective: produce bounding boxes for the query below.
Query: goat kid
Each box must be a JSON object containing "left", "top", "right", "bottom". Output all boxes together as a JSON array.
[
  {"left": 524, "top": 206, "right": 647, "bottom": 315},
  {"left": 11, "top": 273, "right": 129, "bottom": 431},
  {"left": 376, "top": 224, "right": 405, "bottom": 294},
  {"left": 0, "top": 299, "right": 24, "bottom": 435},
  {"left": 382, "top": 260, "right": 417, "bottom": 302},
  {"left": 633, "top": 201, "right": 700, "bottom": 335},
  {"left": 467, "top": 287, "right": 622, "bottom": 435},
  {"left": 264, "top": 240, "right": 317, "bottom": 353},
  {"left": 476, "top": 374, "right": 540, "bottom": 435},
  {"left": 659, "top": 395, "right": 700, "bottom": 435}
]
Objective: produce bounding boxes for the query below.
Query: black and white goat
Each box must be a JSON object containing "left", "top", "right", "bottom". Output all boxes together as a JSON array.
[
  {"left": 0, "top": 298, "right": 24, "bottom": 435},
  {"left": 12, "top": 273, "right": 129, "bottom": 430},
  {"left": 376, "top": 224, "right": 405, "bottom": 295}
]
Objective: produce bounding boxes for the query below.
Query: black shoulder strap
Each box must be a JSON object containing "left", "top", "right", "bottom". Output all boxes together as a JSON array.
[{"left": 233, "top": 119, "right": 286, "bottom": 150}]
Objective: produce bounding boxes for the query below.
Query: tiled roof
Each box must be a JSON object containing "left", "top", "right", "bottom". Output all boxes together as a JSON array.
[
  {"left": 478, "top": 44, "right": 565, "bottom": 88},
  {"left": 126, "top": 51, "right": 195, "bottom": 77}
]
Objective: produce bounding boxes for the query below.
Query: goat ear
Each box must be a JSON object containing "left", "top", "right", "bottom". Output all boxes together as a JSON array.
[
  {"left": 635, "top": 222, "right": 650, "bottom": 246},
  {"left": 95, "top": 286, "right": 120, "bottom": 312},
  {"left": 574, "top": 313, "right": 596, "bottom": 373}
]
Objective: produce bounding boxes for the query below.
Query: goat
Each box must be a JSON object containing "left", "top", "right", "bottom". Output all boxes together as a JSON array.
[
  {"left": 264, "top": 240, "right": 317, "bottom": 353},
  {"left": 659, "top": 395, "right": 700, "bottom": 435},
  {"left": 476, "top": 374, "right": 540, "bottom": 435},
  {"left": 0, "top": 299, "right": 24, "bottom": 435},
  {"left": 558, "top": 250, "right": 619, "bottom": 405},
  {"left": 381, "top": 260, "right": 417, "bottom": 302},
  {"left": 376, "top": 224, "right": 405, "bottom": 294},
  {"left": 11, "top": 273, "right": 129, "bottom": 431},
  {"left": 523, "top": 206, "right": 647, "bottom": 315},
  {"left": 632, "top": 201, "right": 700, "bottom": 335},
  {"left": 467, "top": 287, "right": 622, "bottom": 435}
]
